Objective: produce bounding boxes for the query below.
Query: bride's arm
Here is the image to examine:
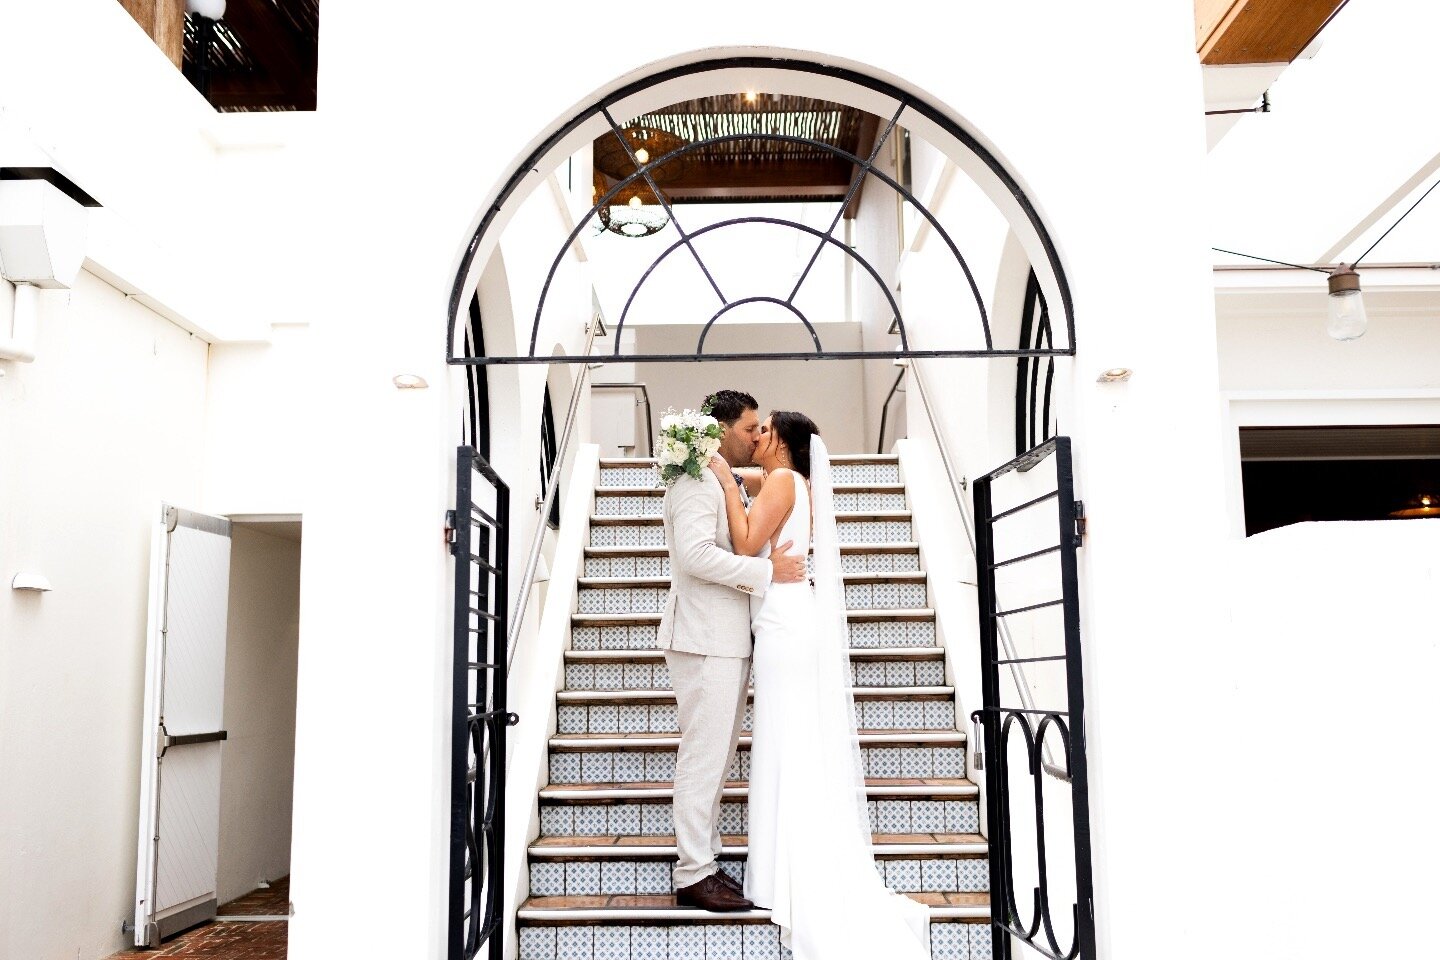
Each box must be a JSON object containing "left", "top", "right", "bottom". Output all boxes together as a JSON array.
[{"left": 707, "top": 458, "right": 795, "bottom": 556}]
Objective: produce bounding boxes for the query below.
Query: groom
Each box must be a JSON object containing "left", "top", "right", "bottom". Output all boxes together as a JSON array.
[{"left": 658, "top": 388, "right": 807, "bottom": 911}]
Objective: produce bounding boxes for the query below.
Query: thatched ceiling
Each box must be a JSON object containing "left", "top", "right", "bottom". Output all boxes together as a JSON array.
[{"left": 594, "top": 94, "right": 883, "bottom": 210}]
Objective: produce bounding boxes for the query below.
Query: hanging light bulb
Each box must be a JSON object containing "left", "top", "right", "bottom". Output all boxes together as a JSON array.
[
  {"left": 1326, "top": 264, "right": 1368, "bottom": 341},
  {"left": 634, "top": 147, "right": 649, "bottom": 164},
  {"left": 627, "top": 194, "right": 643, "bottom": 208}
]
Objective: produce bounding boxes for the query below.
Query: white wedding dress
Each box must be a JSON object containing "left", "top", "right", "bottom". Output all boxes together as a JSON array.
[{"left": 744, "top": 437, "right": 931, "bottom": 960}]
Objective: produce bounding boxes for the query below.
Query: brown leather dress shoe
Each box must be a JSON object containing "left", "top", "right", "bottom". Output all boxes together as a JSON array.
[
  {"left": 675, "top": 873, "right": 754, "bottom": 911},
  {"left": 713, "top": 869, "right": 745, "bottom": 897}
]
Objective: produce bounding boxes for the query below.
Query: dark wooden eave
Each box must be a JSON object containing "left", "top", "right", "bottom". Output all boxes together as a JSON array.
[{"left": 1196, "top": 0, "right": 1351, "bottom": 65}]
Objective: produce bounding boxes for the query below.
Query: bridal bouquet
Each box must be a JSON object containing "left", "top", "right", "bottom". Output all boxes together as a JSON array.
[{"left": 656, "top": 405, "right": 723, "bottom": 487}]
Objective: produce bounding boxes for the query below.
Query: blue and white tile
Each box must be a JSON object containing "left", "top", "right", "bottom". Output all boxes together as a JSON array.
[
  {"left": 644, "top": 752, "right": 676, "bottom": 783},
  {"left": 863, "top": 701, "right": 893, "bottom": 729},
  {"left": 900, "top": 583, "right": 927, "bottom": 607},
  {"left": 886, "top": 661, "right": 916, "bottom": 686},
  {"left": 886, "top": 858, "right": 921, "bottom": 892},
  {"left": 530, "top": 861, "right": 565, "bottom": 896},
  {"left": 717, "top": 860, "right": 744, "bottom": 887},
  {"left": 600, "top": 860, "right": 636, "bottom": 895},
  {"left": 893, "top": 700, "right": 924, "bottom": 729},
  {"left": 669, "top": 925, "right": 706, "bottom": 960},
  {"left": 609, "top": 804, "right": 641, "bottom": 835},
  {"left": 632, "top": 624, "right": 658, "bottom": 649},
  {"left": 922, "top": 858, "right": 958, "bottom": 892},
  {"left": 912, "top": 799, "right": 946, "bottom": 832},
  {"left": 565, "top": 861, "right": 601, "bottom": 896},
  {"left": 901, "top": 747, "right": 932, "bottom": 778},
  {"left": 540, "top": 806, "right": 573, "bottom": 836},
  {"left": 652, "top": 663, "right": 670, "bottom": 689},
  {"left": 641, "top": 802, "right": 673, "bottom": 835},
  {"left": 933, "top": 746, "right": 965, "bottom": 778},
  {"left": 623, "top": 664, "right": 652, "bottom": 689},
  {"left": 600, "top": 627, "right": 630, "bottom": 651},
  {"left": 931, "top": 922, "right": 970, "bottom": 960},
  {"left": 925, "top": 701, "right": 956, "bottom": 729},
  {"left": 581, "top": 753, "right": 613, "bottom": 784},
  {"left": 742, "top": 923, "right": 781, "bottom": 960},
  {"left": 630, "top": 925, "right": 667, "bottom": 960},
  {"left": 611, "top": 557, "right": 637, "bottom": 577},
  {"left": 706, "top": 924, "right": 743, "bottom": 960},
  {"left": 856, "top": 662, "right": 886, "bottom": 686},
  {"left": 635, "top": 859, "right": 671, "bottom": 894},
  {"left": 566, "top": 664, "right": 595, "bottom": 690},
  {"left": 555, "top": 926, "right": 593, "bottom": 960},
  {"left": 916, "top": 660, "right": 945, "bottom": 686},
  {"left": 619, "top": 705, "right": 649, "bottom": 734},
  {"left": 875, "top": 799, "right": 910, "bottom": 833},
  {"left": 572, "top": 627, "right": 601, "bottom": 651},
  {"left": 968, "top": 924, "right": 994, "bottom": 960},
  {"left": 613, "top": 752, "right": 646, "bottom": 783},
  {"left": 650, "top": 703, "right": 678, "bottom": 733},
  {"left": 945, "top": 800, "right": 979, "bottom": 833},
  {"left": 550, "top": 753, "right": 582, "bottom": 784},
  {"left": 592, "top": 927, "right": 629, "bottom": 960},
  {"left": 958, "top": 858, "right": 988, "bottom": 891},
  {"left": 519, "top": 926, "right": 557, "bottom": 960},
  {"left": 574, "top": 805, "right": 608, "bottom": 835},
  {"left": 595, "top": 664, "right": 623, "bottom": 689},
  {"left": 718, "top": 803, "right": 745, "bottom": 835},
  {"left": 869, "top": 747, "right": 902, "bottom": 778},
  {"left": 557, "top": 705, "right": 587, "bottom": 734},
  {"left": 588, "top": 705, "right": 619, "bottom": 734}
]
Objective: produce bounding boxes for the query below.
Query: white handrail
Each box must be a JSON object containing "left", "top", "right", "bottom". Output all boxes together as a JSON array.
[{"left": 505, "top": 313, "right": 606, "bottom": 668}]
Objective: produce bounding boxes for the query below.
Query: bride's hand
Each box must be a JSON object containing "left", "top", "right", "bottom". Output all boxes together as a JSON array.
[{"left": 706, "top": 455, "right": 734, "bottom": 486}]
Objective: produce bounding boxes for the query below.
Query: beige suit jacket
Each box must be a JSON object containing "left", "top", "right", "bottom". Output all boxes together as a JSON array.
[{"left": 657, "top": 470, "right": 771, "bottom": 658}]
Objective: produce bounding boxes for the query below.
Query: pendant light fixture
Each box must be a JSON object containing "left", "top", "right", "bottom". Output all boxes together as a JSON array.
[{"left": 1325, "top": 263, "right": 1367, "bottom": 341}]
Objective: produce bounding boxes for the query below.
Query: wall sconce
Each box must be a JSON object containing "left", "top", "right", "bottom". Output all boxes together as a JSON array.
[
  {"left": 1096, "top": 367, "right": 1132, "bottom": 383},
  {"left": 393, "top": 374, "right": 429, "bottom": 390},
  {"left": 11, "top": 572, "right": 53, "bottom": 592},
  {"left": 1326, "top": 264, "right": 1367, "bottom": 341},
  {"left": 0, "top": 169, "right": 99, "bottom": 363}
]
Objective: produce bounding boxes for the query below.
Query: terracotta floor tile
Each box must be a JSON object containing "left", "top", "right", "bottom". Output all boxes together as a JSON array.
[{"left": 108, "top": 879, "right": 289, "bottom": 960}]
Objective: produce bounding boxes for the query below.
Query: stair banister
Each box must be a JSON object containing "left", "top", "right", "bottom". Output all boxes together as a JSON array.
[{"left": 506, "top": 311, "right": 606, "bottom": 668}]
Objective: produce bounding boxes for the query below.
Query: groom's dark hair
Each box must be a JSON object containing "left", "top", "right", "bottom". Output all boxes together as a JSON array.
[{"left": 706, "top": 389, "right": 758, "bottom": 426}]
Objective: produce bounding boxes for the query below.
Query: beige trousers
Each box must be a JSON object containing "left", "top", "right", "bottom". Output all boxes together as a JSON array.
[{"left": 664, "top": 649, "right": 750, "bottom": 888}]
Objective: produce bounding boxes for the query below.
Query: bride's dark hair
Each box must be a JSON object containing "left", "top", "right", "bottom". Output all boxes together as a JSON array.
[{"left": 769, "top": 411, "right": 820, "bottom": 478}]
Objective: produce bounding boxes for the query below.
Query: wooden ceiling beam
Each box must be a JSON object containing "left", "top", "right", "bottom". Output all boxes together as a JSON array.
[
  {"left": 663, "top": 159, "right": 851, "bottom": 192},
  {"left": 205, "top": 74, "right": 302, "bottom": 110},
  {"left": 844, "top": 112, "right": 882, "bottom": 220},
  {"left": 219, "top": 0, "right": 317, "bottom": 109},
  {"left": 1197, "top": 0, "right": 1350, "bottom": 65},
  {"left": 118, "top": 0, "right": 185, "bottom": 69}
]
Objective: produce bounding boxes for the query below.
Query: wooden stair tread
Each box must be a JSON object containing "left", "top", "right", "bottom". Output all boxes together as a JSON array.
[
  {"left": 539, "top": 778, "right": 978, "bottom": 799},
  {"left": 517, "top": 891, "right": 988, "bottom": 918},
  {"left": 565, "top": 647, "right": 942, "bottom": 664},
  {"left": 531, "top": 833, "right": 985, "bottom": 849},
  {"left": 572, "top": 608, "right": 935, "bottom": 625},
  {"left": 555, "top": 686, "right": 954, "bottom": 703},
  {"left": 548, "top": 730, "right": 964, "bottom": 749},
  {"left": 577, "top": 572, "right": 926, "bottom": 587},
  {"left": 583, "top": 542, "right": 920, "bottom": 556},
  {"left": 591, "top": 510, "right": 912, "bottom": 525}
]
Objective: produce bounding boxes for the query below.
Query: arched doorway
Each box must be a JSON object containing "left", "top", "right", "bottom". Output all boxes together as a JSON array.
[{"left": 445, "top": 53, "right": 1092, "bottom": 960}]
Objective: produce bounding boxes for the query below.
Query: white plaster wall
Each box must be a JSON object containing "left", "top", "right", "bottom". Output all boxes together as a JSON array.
[
  {"left": 216, "top": 525, "right": 301, "bottom": 905},
  {"left": 622, "top": 322, "right": 872, "bottom": 454},
  {"left": 0, "top": 272, "right": 209, "bottom": 960},
  {"left": 1215, "top": 519, "right": 1440, "bottom": 957}
]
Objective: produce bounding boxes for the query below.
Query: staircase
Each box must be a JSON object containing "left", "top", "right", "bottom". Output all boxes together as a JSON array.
[{"left": 516, "top": 455, "right": 991, "bottom": 960}]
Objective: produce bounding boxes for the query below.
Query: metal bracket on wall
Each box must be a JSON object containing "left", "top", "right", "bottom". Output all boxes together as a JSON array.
[{"left": 1073, "top": 500, "right": 1086, "bottom": 546}]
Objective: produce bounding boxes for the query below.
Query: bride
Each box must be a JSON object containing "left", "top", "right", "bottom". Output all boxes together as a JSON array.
[{"left": 707, "top": 411, "right": 930, "bottom": 960}]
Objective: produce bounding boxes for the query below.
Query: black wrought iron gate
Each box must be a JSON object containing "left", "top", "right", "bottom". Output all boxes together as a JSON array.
[
  {"left": 971, "top": 436, "right": 1096, "bottom": 960},
  {"left": 447, "top": 447, "right": 515, "bottom": 960}
]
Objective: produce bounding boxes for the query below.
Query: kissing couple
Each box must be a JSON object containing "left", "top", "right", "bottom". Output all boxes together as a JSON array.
[{"left": 657, "top": 389, "right": 930, "bottom": 960}]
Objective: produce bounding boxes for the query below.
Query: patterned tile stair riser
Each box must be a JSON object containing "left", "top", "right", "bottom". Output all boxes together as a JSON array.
[
  {"left": 562, "top": 656, "right": 947, "bottom": 691},
  {"left": 546, "top": 742, "right": 966, "bottom": 785},
  {"left": 528, "top": 855, "right": 989, "bottom": 897},
  {"left": 518, "top": 458, "right": 991, "bottom": 960},
  {"left": 516, "top": 922, "right": 992, "bottom": 960},
  {"left": 537, "top": 797, "right": 981, "bottom": 839}
]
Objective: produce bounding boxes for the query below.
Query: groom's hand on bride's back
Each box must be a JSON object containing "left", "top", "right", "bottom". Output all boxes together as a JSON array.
[{"left": 770, "top": 541, "right": 807, "bottom": 583}]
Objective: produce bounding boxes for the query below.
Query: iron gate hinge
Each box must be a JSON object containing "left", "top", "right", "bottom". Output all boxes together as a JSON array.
[
  {"left": 1073, "top": 500, "right": 1086, "bottom": 546},
  {"left": 444, "top": 510, "right": 458, "bottom": 554}
]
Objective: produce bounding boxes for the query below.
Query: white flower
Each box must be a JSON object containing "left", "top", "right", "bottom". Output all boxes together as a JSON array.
[
  {"left": 660, "top": 413, "right": 679, "bottom": 431},
  {"left": 698, "top": 436, "right": 721, "bottom": 460},
  {"left": 658, "top": 436, "right": 688, "bottom": 466}
]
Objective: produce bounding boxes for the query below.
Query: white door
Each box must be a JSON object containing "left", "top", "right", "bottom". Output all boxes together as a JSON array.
[{"left": 133, "top": 505, "right": 233, "bottom": 946}]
